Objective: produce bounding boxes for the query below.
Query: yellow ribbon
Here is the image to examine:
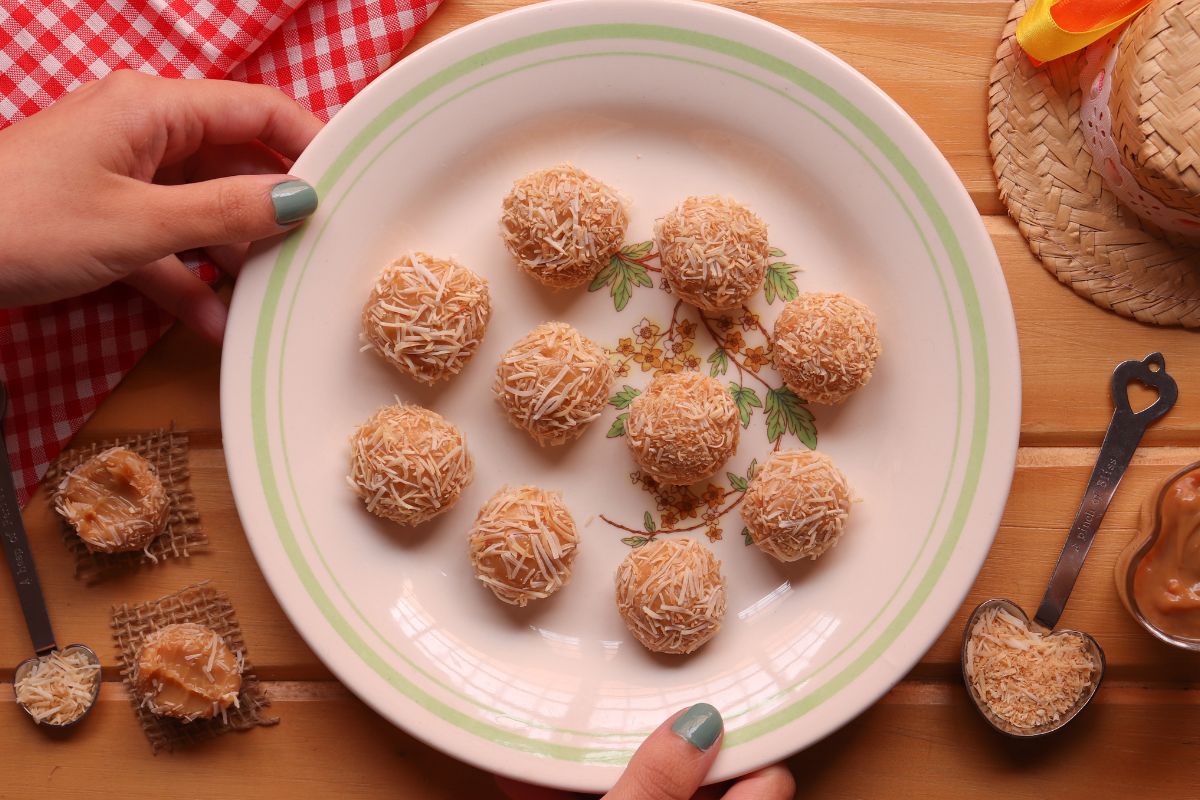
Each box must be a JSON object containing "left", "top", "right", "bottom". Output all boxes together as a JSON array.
[{"left": 1016, "top": 0, "right": 1154, "bottom": 62}]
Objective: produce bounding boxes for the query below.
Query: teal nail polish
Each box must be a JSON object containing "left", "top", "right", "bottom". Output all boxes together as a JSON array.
[
  {"left": 271, "top": 179, "right": 318, "bottom": 225},
  {"left": 671, "top": 703, "right": 722, "bottom": 752}
]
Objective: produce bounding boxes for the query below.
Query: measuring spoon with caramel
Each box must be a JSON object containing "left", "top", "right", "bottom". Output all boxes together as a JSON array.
[{"left": 962, "top": 353, "right": 1177, "bottom": 736}]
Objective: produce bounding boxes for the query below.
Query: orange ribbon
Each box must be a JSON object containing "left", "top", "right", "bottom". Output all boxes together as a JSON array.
[{"left": 1016, "top": 0, "right": 1154, "bottom": 62}]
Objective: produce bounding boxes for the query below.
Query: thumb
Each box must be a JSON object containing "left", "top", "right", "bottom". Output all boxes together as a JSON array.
[
  {"left": 142, "top": 175, "right": 318, "bottom": 252},
  {"left": 607, "top": 704, "right": 723, "bottom": 800}
]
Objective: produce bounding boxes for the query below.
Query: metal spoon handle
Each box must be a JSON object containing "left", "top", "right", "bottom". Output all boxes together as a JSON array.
[
  {"left": 0, "top": 384, "right": 56, "bottom": 655},
  {"left": 1033, "top": 353, "right": 1178, "bottom": 629}
]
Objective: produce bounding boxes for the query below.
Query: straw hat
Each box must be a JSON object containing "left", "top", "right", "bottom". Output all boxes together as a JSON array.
[{"left": 989, "top": 0, "right": 1200, "bottom": 326}]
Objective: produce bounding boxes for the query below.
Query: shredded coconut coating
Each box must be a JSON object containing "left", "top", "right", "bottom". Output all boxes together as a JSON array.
[
  {"left": 14, "top": 648, "right": 100, "bottom": 725},
  {"left": 626, "top": 372, "right": 739, "bottom": 485},
  {"left": 655, "top": 195, "right": 769, "bottom": 311},
  {"left": 743, "top": 449, "right": 852, "bottom": 562},
  {"left": 615, "top": 538, "right": 727, "bottom": 655},
  {"left": 772, "top": 292, "right": 880, "bottom": 405},
  {"left": 493, "top": 321, "right": 615, "bottom": 446},
  {"left": 500, "top": 164, "right": 628, "bottom": 288},
  {"left": 134, "top": 623, "right": 243, "bottom": 722},
  {"left": 965, "top": 606, "right": 1096, "bottom": 730},
  {"left": 347, "top": 403, "right": 473, "bottom": 526},
  {"left": 361, "top": 253, "right": 492, "bottom": 385},
  {"left": 54, "top": 447, "right": 169, "bottom": 554},
  {"left": 469, "top": 485, "right": 579, "bottom": 607}
]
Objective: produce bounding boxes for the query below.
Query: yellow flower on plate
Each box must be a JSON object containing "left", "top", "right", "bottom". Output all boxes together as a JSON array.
[{"left": 743, "top": 345, "right": 769, "bottom": 371}]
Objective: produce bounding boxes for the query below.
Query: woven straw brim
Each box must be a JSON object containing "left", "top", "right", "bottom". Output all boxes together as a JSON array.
[{"left": 989, "top": 0, "right": 1200, "bottom": 327}]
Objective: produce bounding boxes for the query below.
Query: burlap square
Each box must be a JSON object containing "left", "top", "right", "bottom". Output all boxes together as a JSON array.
[
  {"left": 45, "top": 429, "right": 206, "bottom": 582},
  {"left": 111, "top": 581, "right": 277, "bottom": 753}
]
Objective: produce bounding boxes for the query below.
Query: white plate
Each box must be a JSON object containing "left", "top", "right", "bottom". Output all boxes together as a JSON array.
[{"left": 221, "top": 0, "right": 1020, "bottom": 790}]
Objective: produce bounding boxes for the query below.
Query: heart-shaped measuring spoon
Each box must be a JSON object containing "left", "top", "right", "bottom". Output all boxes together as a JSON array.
[
  {"left": 962, "top": 352, "right": 1178, "bottom": 736},
  {"left": 0, "top": 381, "right": 100, "bottom": 728}
]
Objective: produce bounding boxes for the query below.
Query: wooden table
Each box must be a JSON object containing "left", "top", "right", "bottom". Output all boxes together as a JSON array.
[{"left": 3, "top": 2, "right": 1198, "bottom": 796}]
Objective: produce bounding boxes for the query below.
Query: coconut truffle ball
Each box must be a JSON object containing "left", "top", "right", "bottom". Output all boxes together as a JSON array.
[
  {"left": 743, "top": 449, "right": 852, "bottom": 562},
  {"left": 615, "top": 538, "right": 727, "bottom": 655},
  {"left": 134, "top": 623, "right": 242, "bottom": 722},
  {"left": 772, "top": 292, "right": 880, "bottom": 405},
  {"left": 493, "top": 321, "right": 615, "bottom": 446},
  {"left": 500, "top": 164, "right": 628, "bottom": 289},
  {"left": 626, "top": 372, "right": 739, "bottom": 485},
  {"left": 54, "top": 447, "right": 169, "bottom": 554},
  {"left": 655, "top": 196, "right": 769, "bottom": 311},
  {"left": 348, "top": 403, "right": 473, "bottom": 526},
  {"left": 361, "top": 253, "right": 492, "bottom": 385},
  {"left": 469, "top": 485, "right": 579, "bottom": 607}
]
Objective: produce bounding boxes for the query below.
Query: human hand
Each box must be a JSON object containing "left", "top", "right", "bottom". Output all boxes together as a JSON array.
[
  {"left": 496, "top": 704, "right": 795, "bottom": 800},
  {"left": 0, "top": 70, "right": 324, "bottom": 342}
]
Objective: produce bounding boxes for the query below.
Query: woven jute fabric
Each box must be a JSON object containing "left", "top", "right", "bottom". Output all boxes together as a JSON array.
[
  {"left": 989, "top": 0, "right": 1200, "bottom": 327},
  {"left": 111, "top": 581, "right": 276, "bottom": 753},
  {"left": 1111, "top": 0, "right": 1200, "bottom": 216},
  {"left": 44, "top": 429, "right": 205, "bottom": 583}
]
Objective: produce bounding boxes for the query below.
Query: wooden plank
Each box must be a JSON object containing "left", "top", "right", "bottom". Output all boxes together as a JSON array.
[
  {"left": 0, "top": 680, "right": 1195, "bottom": 798},
  {"left": 8, "top": 448, "right": 1200, "bottom": 683},
  {"left": 409, "top": 0, "right": 1008, "bottom": 214},
  {"left": 796, "top": 683, "right": 1199, "bottom": 799}
]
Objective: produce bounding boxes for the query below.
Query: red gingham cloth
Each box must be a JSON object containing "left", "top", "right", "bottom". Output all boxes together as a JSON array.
[{"left": 0, "top": 0, "right": 441, "bottom": 506}]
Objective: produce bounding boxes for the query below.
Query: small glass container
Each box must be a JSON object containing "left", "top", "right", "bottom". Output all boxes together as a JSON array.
[{"left": 1115, "top": 462, "right": 1200, "bottom": 651}]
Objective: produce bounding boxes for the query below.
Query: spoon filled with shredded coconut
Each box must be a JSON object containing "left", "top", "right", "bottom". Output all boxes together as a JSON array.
[
  {"left": 961, "top": 354, "right": 1177, "bottom": 736},
  {"left": 0, "top": 380, "right": 102, "bottom": 728}
]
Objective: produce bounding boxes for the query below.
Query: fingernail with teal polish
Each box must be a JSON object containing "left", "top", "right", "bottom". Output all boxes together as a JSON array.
[
  {"left": 271, "top": 179, "right": 317, "bottom": 225},
  {"left": 672, "top": 703, "right": 722, "bottom": 752}
]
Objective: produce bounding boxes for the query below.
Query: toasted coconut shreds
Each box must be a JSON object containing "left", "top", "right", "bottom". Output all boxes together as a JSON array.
[
  {"left": 493, "top": 321, "right": 615, "bottom": 446},
  {"left": 347, "top": 403, "right": 473, "bottom": 526},
  {"left": 965, "top": 606, "right": 1095, "bottom": 730},
  {"left": 743, "top": 449, "right": 852, "bottom": 562},
  {"left": 626, "top": 372, "right": 739, "bottom": 485},
  {"left": 54, "top": 447, "right": 170, "bottom": 554},
  {"left": 469, "top": 485, "right": 579, "bottom": 607},
  {"left": 361, "top": 253, "right": 492, "bottom": 385},
  {"left": 14, "top": 648, "right": 100, "bottom": 725},
  {"left": 655, "top": 195, "right": 769, "bottom": 311},
  {"left": 615, "top": 538, "right": 727, "bottom": 655},
  {"left": 500, "top": 164, "right": 628, "bottom": 289},
  {"left": 772, "top": 292, "right": 880, "bottom": 406}
]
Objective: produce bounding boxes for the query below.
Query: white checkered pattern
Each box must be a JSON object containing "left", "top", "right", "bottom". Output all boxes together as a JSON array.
[{"left": 0, "top": 0, "right": 441, "bottom": 505}]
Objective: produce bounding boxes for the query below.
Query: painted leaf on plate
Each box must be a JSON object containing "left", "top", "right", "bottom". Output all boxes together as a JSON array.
[
  {"left": 765, "top": 386, "right": 817, "bottom": 447},
  {"left": 728, "top": 382, "right": 762, "bottom": 428},
  {"left": 708, "top": 348, "right": 729, "bottom": 377},
  {"left": 609, "top": 385, "right": 641, "bottom": 409},
  {"left": 607, "top": 412, "right": 628, "bottom": 438}
]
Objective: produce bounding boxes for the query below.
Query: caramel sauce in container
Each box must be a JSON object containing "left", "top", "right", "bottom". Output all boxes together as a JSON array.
[{"left": 1116, "top": 463, "right": 1200, "bottom": 650}]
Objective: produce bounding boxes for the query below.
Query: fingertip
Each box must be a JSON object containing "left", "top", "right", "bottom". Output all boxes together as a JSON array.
[
  {"left": 608, "top": 705, "right": 723, "bottom": 800},
  {"left": 183, "top": 291, "right": 228, "bottom": 345},
  {"left": 270, "top": 178, "right": 318, "bottom": 226},
  {"left": 670, "top": 703, "right": 724, "bottom": 752}
]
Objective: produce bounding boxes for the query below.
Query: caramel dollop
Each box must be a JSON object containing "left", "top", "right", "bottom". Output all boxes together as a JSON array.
[
  {"left": 134, "top": 623, "right": 242, "bottom": 721},
  {"left": 55, "top": 447, "right": 169, "bottom": 553}
]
